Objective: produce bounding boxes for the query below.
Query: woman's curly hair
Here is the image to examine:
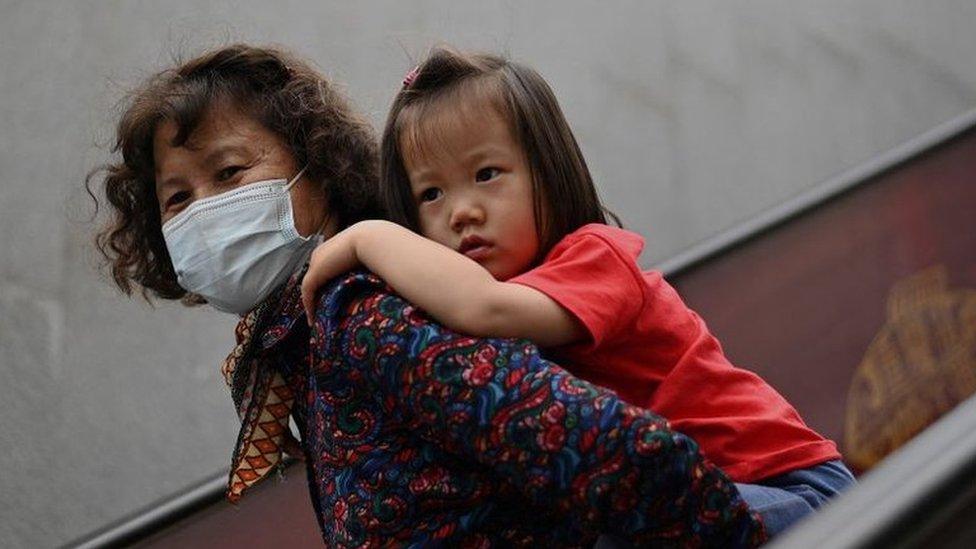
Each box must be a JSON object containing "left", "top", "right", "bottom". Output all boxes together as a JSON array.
[{"left": 88, "top": 43, "right": 382, "bottom": 303}]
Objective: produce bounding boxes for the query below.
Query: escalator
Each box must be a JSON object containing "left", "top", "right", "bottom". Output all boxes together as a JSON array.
[{"left": 67, "top": 109, "right": 976, "bottom": 548}]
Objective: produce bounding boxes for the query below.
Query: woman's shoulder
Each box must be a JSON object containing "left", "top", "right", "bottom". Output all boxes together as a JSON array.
[
  {"left": 310, "top": 268, "right": 440, "bottom": 335},
  {"left": 312, "top": 269, "right": 400, "bottom": 319}
]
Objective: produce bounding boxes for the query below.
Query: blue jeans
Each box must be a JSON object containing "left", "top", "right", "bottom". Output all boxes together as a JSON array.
[{"left": 735, "top": 459, "right": 856, "bottom": 538}]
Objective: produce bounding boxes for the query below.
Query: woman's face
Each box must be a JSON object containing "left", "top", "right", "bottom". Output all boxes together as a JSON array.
[{"left": 153, "top": 100, "right": 331, "bottom": 237}]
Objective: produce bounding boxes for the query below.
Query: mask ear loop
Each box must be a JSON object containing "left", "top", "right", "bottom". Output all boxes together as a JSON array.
[
  {"left": 288, "top": 165, "right": 333, "bottom": 239},
  {"left": 313, "top": 188, "right": 335, "bottom": 239},
  {"left": 284, "top": 166, "right": 308, "bottom": 191},
  {"left": 315, "top": 210, "right": 333, "bottom": 237}
]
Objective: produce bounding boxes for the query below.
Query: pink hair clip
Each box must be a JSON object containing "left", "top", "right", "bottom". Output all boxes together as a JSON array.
[{"left": 402, "top": 65, "right": 420, "bottom": 88}]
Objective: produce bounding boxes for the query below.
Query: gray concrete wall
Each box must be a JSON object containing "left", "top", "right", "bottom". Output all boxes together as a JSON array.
[{"left": 1, "top": 1, "right": 974, "bottom": 547}]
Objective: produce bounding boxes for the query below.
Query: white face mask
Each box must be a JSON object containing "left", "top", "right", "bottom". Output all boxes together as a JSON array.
[{"left": 162, "top": 168, "right": 322, "bottom": 316}]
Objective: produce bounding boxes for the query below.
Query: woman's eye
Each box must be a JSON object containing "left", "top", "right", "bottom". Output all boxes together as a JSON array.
[
  {"left": 216, "top": 165, "right": 243, "bottom": 181},
  {"left": 418, "top": 187, "right": 443, "bottom": 203},
  {"left": 165, "top": 191, "right": 191, "bottom": 210},
  {"left": 475, "top": 167, "right": 500, "bottom": 182}
]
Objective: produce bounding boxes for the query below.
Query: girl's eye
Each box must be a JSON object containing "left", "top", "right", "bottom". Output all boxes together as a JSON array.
[
  {"left": 216, "top": 165, "right": 243, "bottom": 181},
  {"left": 418, "top": 187, "right": 443, "bottom": 203},
  {"left": 475, "top": 167, "right": 500, "bottom": 183},
  {"left": 165, "top": 190, "right": 191, "bottom": 210}
]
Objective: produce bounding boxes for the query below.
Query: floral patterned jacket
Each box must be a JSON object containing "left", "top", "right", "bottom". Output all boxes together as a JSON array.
[{"left": 253, "top": 271, "right": 765, "bottom": 547}]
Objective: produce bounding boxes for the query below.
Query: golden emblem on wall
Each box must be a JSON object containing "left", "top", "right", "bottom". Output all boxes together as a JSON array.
[{"left": 844, "top": 265, "right": 976, "bottom": 472}]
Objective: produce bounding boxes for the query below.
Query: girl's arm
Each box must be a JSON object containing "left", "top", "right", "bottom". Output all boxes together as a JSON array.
[{"left": 301, "top": 219, "right": 586, "bottom": 347}]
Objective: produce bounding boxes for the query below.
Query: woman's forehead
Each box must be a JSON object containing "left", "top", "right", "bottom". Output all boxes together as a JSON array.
[
  {"left": 153, "top": 103, "right": 283, "bottom": 177},
  {"left": 156, "top": 102, "right": 259, "bottom": 151}
]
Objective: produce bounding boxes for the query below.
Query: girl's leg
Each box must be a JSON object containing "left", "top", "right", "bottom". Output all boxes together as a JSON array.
[{"left": 736, "top": 460, "right": 856, "bottom": 537}]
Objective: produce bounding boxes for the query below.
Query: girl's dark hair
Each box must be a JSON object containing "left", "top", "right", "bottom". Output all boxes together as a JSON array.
[
  {"left": 88, "top": 43, "right": 382, "bottom": 303},
  {"left": 380, "top": 46, "right": 619, "bottom": 260}
]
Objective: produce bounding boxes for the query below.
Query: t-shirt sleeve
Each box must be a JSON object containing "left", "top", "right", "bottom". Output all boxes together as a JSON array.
[{"left": 508, "top": 226, "right": 646, "bottom": 348}]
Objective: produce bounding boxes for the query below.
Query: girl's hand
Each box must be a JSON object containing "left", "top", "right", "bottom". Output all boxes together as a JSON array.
[{"left": 301, "top": 225, "right": 362, "bottom": 325}]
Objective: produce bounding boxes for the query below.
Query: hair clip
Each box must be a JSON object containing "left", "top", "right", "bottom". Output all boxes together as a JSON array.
[{"left": 402, "top": 65, "right": 420, "bottom": 88}]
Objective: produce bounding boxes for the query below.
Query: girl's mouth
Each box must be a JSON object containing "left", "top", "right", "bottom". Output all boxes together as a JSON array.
[{"left": 458, "top": 235, "right": 493, "bottom": 261}]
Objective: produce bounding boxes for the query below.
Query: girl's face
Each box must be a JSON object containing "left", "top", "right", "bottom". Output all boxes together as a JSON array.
[{"left": 401, "top": 108, "right": 540, "bottom": 281}]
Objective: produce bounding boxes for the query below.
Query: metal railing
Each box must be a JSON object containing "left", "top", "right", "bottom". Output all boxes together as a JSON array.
[
  {"left": 64, "top": 471, "right": 228, "bottom": 549},
  {"left": 657, "top": 108, "right": 976, "bottom": 277}
]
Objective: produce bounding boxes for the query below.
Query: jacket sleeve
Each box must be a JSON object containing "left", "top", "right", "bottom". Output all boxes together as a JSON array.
[{"left": 311, "top": 272, "right": 765, "bottom": 547}]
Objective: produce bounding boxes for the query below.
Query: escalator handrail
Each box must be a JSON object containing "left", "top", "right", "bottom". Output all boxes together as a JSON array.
[
  {"left": 656, "top": 108, "right": 976, "bottom": 277},
  {"left": 64, "top": 470, "right": 228, "bottom": 549}
]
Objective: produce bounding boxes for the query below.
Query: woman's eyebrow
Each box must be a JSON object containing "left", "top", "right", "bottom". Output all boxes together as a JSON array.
[
  {"left": 155, "top": 176, "right": 179, "bottom": 195},
  {"left": 154, "top": 168, "right": 185, "bottom": 194},
  {"left": 203, "top": 144, "right": 251, "bottom": 165},
  {"left": 155, "top": 145, "right": 253, "bottom": 191}
]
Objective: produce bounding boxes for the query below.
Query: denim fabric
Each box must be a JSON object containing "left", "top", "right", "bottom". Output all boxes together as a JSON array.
[{"left": 735, "top": 460, "right": 856, "bottom": 537}]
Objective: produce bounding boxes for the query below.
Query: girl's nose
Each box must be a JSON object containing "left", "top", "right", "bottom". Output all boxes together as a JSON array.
[{"left": 449, "top": 201, "right": 485, "bottom": 232}]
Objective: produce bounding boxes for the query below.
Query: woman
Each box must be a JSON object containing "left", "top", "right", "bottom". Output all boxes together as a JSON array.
[{"left": 90, "top": 44, "right": 764, "bottom": 546}]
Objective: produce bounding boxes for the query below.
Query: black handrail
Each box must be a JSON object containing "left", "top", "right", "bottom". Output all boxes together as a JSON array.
[
  {"left": 63, "top": 470, "right": 228, "bottom": 549},
  {"left": 656, "top": 108, "right": 976, "bottom": 278},
  {"left": 64, "top": 457, "right": 301, "bottom": 549},
  {"left": 63, "top": 107, "right": 976, "bottom": 548}
]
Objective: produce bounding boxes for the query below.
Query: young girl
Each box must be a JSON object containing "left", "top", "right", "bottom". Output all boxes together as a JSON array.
[{"left": 301, "top": 47, "right": 855, "bottom": 537}]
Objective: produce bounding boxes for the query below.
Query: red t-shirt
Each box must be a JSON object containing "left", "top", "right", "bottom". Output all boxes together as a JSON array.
[{"left": 509, "top": 224, "right": 840, "bottom": 482}]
